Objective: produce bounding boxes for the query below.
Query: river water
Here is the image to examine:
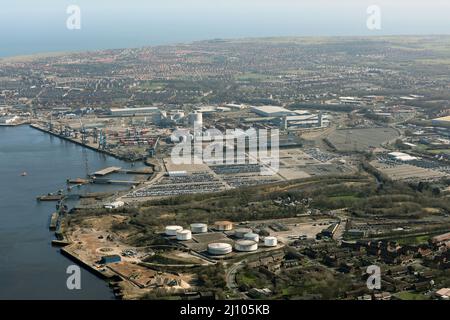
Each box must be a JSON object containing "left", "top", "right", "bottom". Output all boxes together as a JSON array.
[{"left": 0, "top": 125, "right": 136, "bottom": 299}]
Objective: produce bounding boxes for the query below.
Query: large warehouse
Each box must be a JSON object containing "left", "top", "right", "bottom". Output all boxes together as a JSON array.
[
  {"left": 250, "top": 105, "right": 298, "bottom": 117},
  {"left": 432, "top": 116, "right": 450, "bottom": 126},
  {"left": 250, "top": 105, "right": 330, "bottom": 129},
  {"left": 109, "top": 106, "right": 159, "bottom": 116},
  {"left": 280, "top": 113, "right": 331, "bottom": 129}
]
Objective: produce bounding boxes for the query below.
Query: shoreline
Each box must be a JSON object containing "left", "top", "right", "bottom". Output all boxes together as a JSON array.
[
  {"left": 29, "top": 123, "right": 139, "bottom": 162},
  {"left": 27, "top": 124, "right": 136, "bottom": 299},
  {"left": 2, "top": 34, "right": 450, "bottom": 63}
]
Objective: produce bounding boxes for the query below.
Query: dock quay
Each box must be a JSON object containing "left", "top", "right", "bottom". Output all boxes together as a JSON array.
[
  {"left": 49, "top": 212, "right": 59, "bottom": 230},
  {"left": 67, "top": 178, "right": 90, "bottom": 185},
  {"left": 51, "top": 239, "right": 71, "bottom": 246},
  {"left": 37, "top": 194, "right": 64, "bottom": 202},
  {"left": 92, "top": 178, "right": 140, "bottom": 185},
  {"left": 93, "top": 167, "right": 122, "bottom": 176},
  {"left": 118, "top": 168, "right": 153, "bottom": 175},
  {"left": 29, "top": 124, "right": 134, "bottom": 161},
  {"left": 60, "top": 248, "right": 113, "bottom": 280},
  {"left": 78, "top": 191, "right": 114, "bottom": 199}
]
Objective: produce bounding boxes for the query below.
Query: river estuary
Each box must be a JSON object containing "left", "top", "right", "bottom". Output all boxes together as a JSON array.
[{"left": 0, "top": 125, "right": 136, "bottom": 299}]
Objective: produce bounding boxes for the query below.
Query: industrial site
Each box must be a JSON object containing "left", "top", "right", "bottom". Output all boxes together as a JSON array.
[{"left": 1, "top": 36, "right": 450, "bottom": 301}]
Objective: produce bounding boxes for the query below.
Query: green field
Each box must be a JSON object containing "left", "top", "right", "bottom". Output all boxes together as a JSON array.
[
  {"left": 235, "top": 73, "right": 274, "bottom": 81},
  {"left": 393, "top": 291, "right": 430, "bottom": 300},
  {"left": 396, "top": 235, "right": 431, "bottom": 245},
  {"left": 137, "top": 81, "right": 167, "bottom": 91}
]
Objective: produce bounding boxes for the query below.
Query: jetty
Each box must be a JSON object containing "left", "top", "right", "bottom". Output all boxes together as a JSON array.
[
  {"left": 49, "top": 212, "right": 59, "bottom": 230},
  {"left": 92, "top": 178, "right": 140, "bottom": 185},
  {"left": 37, "top": 194, "right": 64, "bottom": 202},
  {"left": 93, "top": 167, "right": 121, "bottom": 176},
  {"left": 67, "top": 178, "right": 90, "bottom": 185}
]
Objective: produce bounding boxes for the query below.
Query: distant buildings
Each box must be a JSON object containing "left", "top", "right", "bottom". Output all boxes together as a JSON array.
[
  {"left": 249, "top": 105, "right": 330, "bottom": 129},
  {"left": 0, "top": 115, "right": 19, "bottom": 125},
  {"left": 250, "top": 105, "right": 298, "bottom": 117},
  {"left": 109, "top": 107, "right": 159, "bottom": 117},
  {"left": 431, "top": 232, "right": 450, "bottom": 246},
  {"left": 387, "top": 152, "right": 418, "bottom": 162},
  {"left": 432, "top": 116, "right": 450, "bottom": 126},
  {"left": 435, "top": 288, "right": 450, "bottom": 300},
  {"left": 104, "top": 201, "right": 125, "bottom": 209},
  {"left": 100, "top": 255, "right": 121, "bottom": 264}
]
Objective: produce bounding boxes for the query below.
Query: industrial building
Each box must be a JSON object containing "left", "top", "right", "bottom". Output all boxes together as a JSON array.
[
  {"left": 188, "top": 111, "right": 203, "bottom": 127},
  {"left": 388, "top": 152, "right": 418, "bottom": 162},
  {"left": 109, "top": 107, "right": 159, "bottom": 117},
  {"left": 250, "top": 105, "right": 298, "bottom": 117},
  {"left": 278, "top": 113, "right": 330, "bottom": 129},
  {"left": 432, "top": 116, "right": 450, "bottom": 126},
  {"left": 249, "top": 106, "right": 330, "bottom": 129},
  {"left": 103, "top": 201, "right": 125, "bottom": 209},
  {"left": 0, "top": 115, "right": 19, "bottom": 125},
  {"left": 100, "top": 255, "right": 121, "bottom": 264}
]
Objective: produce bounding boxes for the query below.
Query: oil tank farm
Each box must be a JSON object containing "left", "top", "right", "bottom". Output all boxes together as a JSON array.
[
  {"left": 207, "top": 243, "right": 233, "bottom": 255},
  {"left": 234, "top": 228, "right": 253, "bottom": 238},
  {"left": 214, "top": 220, "right": 233, "bottom": 231},
  {"left": 264, "top": 236, "right": 278, "bottom": 247},
  {"left": 176, "top": 229, "right": 192, "bottom": 241},
  {"left": 165, "top": 225, "right": 183, "bottom": 236},
  {"left": 190, "top": 223, "right": 208, "bottom": 234},
  {"left": 235, "top": 240, "right": 258, "bottom": 252},
  {"left": 244, "top": 233, "right": 259, "bottom": 242}
]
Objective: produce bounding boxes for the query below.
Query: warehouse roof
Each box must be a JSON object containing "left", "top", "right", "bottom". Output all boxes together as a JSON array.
[{"left": 433, "top": 115, "right": 450, "bottom": 122}]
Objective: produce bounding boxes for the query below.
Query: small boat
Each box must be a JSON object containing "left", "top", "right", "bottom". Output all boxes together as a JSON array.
[{"left": 21, "top": 172, "right": 28, "bottom": 176}]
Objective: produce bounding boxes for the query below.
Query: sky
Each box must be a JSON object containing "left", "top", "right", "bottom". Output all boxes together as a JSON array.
[{"left": 0, "top": 0, "right": 449, "bottom": 57}]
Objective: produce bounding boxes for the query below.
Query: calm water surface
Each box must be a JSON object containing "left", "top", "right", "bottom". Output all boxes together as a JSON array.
[{"left": 0, "top": 125, "right": 136, "bottom": 299}]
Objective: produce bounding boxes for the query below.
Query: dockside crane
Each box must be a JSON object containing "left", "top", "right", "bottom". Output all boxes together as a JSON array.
[
  {"left": 99, "top": 129, "right": 107, "bottom": 150},
  {"left": 78, "top": 118, "right": 88, "bottom": 144},
  {"left": 93, "top": 127, "right": 98, "bottom": 144}
]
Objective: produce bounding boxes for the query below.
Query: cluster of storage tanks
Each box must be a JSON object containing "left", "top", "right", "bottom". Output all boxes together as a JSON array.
[
  {"left": 165, "top": 221, "right": 278, "bottom": 256},
  {"left": 209, "top": 222, "right": 278, "bottom": 255},
  {"left": 165, "top": 223, "right": 209, "bottom": 241}
]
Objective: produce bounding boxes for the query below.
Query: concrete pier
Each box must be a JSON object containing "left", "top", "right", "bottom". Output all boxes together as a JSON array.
[
  {"left": 49, "top": 212, "right": 59, "bottom": 230},
  {"left": 93, "top": 167, "right": 122, "bottom": 176}
]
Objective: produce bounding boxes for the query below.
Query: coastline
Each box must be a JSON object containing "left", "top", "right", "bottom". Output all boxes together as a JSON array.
[{"left": 29, "top": 123, "right": 137, "bottom": 162}]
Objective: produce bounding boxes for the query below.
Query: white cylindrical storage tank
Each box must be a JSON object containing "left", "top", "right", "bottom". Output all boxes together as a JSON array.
[
  {"left": 214, "top": 221, "right": 233, "bottom": 231},
  {"left": 244, "top": 233, "right": 259, "bottom": 242},
  {"left": 172, "top": 111, "right": 185, "bottom": 122},
  {"left": 234, "top": 228, "right": 253, "bottom": 238},
  {"left": 208, "top": 243, "right": 233, "bottom": 255},
  {"left": 235, "top": 240, "right": 258, "bottom": 252},
  {"left": 190, "top": 223, "right": 208, "bottom": 234},
  {"left": 264, "top": 236, "right": 278, "bottom": 247},
  {"left": 176, "top": 229, "right": 192, "bottom": 241},
  {"left": 165, "top": 225, "right": 183, "bottom": 236},
  {"left": 189, "top": 112, "right": 203, "bottom": 127}
]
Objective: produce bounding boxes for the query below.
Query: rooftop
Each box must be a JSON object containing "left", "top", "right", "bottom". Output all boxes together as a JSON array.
[{"left": 433, "top": 115, "right": 450, "bottom": 122}]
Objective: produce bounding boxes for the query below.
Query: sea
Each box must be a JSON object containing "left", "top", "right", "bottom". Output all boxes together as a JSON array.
[{"left": 1, "top": 0, "right": 449, "bottom": 58}]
